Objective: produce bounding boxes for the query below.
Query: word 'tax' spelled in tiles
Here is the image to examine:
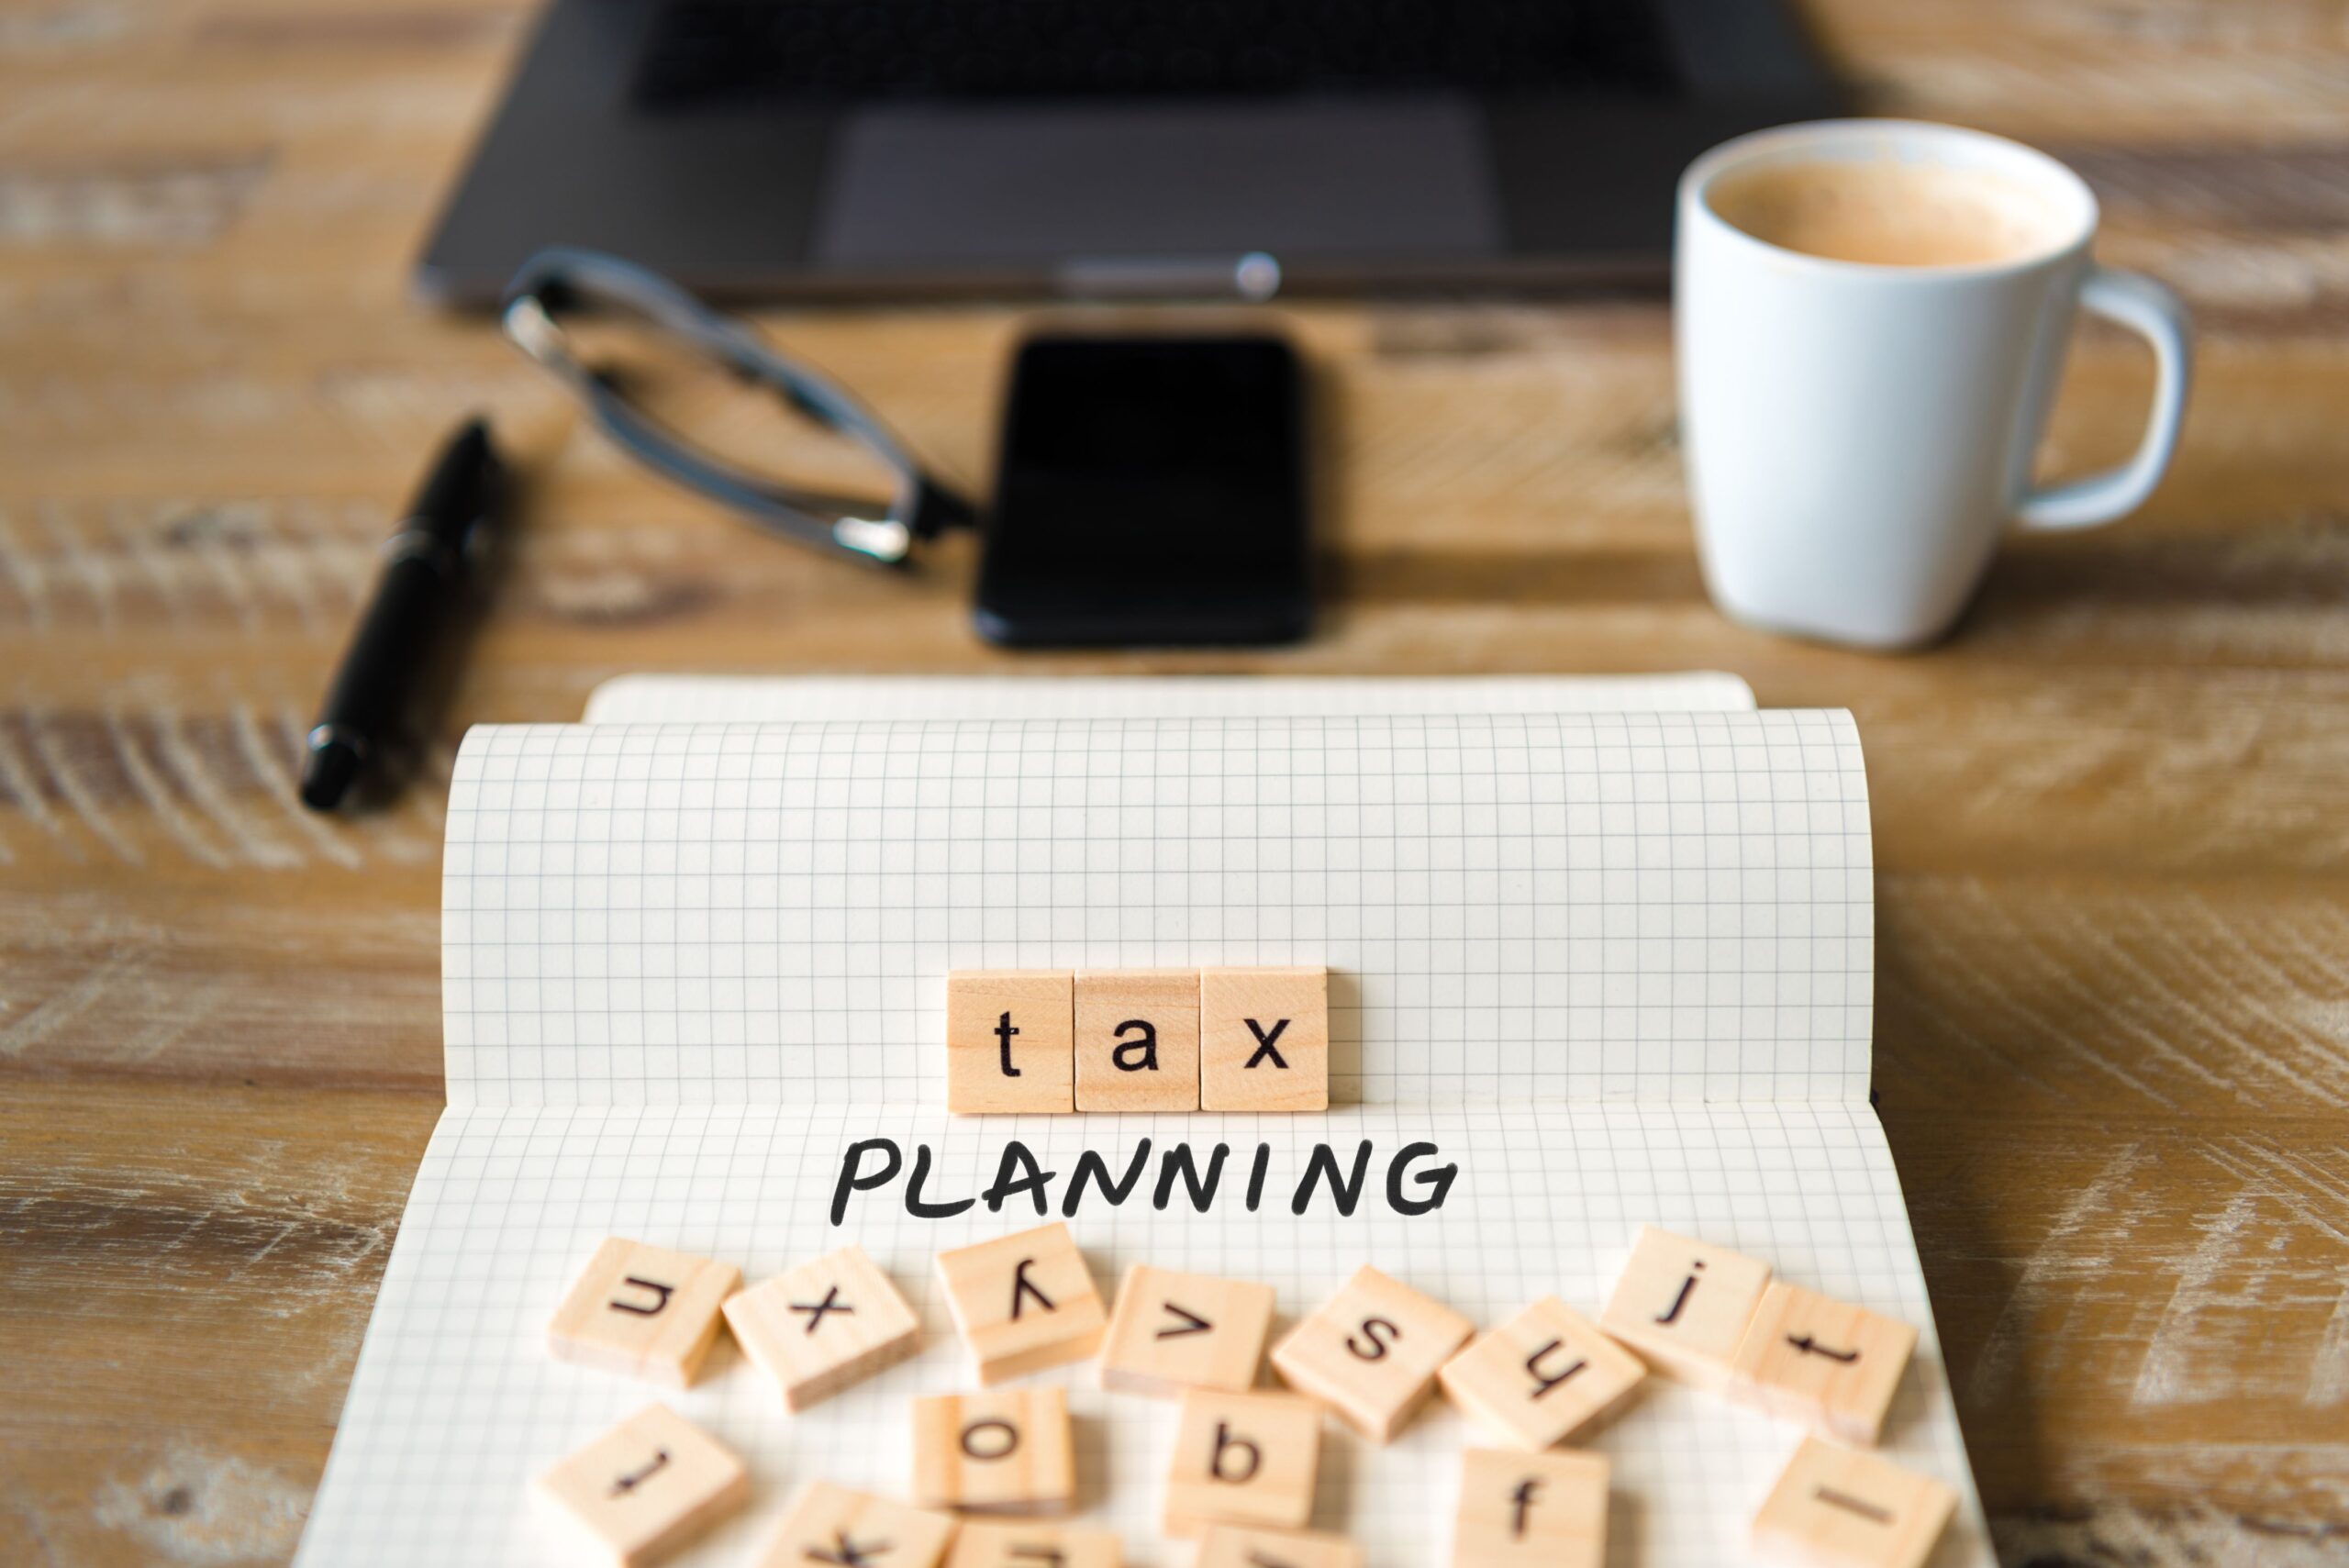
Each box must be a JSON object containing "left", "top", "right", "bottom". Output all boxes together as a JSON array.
[
  {"left": 1731, "top": 1281, "right": 1920, "bottom": 1446},
  {"left": 1100, "top": 1263, "right": 1276, "bottom": 1397},
  {"left": 1074, "top": 969, "right": 1201, "bottom": 1112},
  {"left": 947, "top": 1520, "right": 1122, "bottom": 1568},
  {"left": 722, "top": 1244, "right": 921, "bottom": 1412},
  {"left": 1598, "top": 1225, "right": 1774, "bottom": 1393},
  {"left": 1450, "top": 1448, "right": 1609, "bottom": 1568},
  {"left": 1752, "top": 1436, "right": 1957, "bottom": 1568},
  {"left": 1197, "top": 1526, "right": 1364, "bottom": 1568},
  {"left": 935, "top": 1221, "right": 1107, "bottom": 1384},
  {"left": 755, "top": 1481, "right": 960, "bottom": 1568},
  {"left": 948, "top": 971, "right": 1076, "bottom": 1115},
  {"left": 1163, "top": 1387, "right": 1322, "bottom": 1538},
  {"left": 1271, "top": 1264, "right": 1474, "bottom": 1441},
  {"left": 1438, "top": 1296, "right": 1645, "bottom": 1450},
  {"left": 548, "top": 1238, "right": 741, "bottom": 1388},
  {"left": 912, "top": 1385, "right": 1076, "bottom": 1514},
  {"left": 536, "top": 1403, "right": 749, "bottom": 1568}
]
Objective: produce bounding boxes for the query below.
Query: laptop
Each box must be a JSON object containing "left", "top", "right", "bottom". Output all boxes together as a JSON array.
[{"left": 417, "top": 0, "right": 1838, "bottom": 306}]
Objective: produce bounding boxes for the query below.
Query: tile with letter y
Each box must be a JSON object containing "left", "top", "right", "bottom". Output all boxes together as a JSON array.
[
  {"left": 1199, "top": 966, "right": 1329, "bottom": 1112},
  {"left": 1450, "top": 1448, "right": 1608, "bottom": 1568},
  {"left": 948, "top": 971, "right": 1074, "bottom": 1115},
  {"left": 1597, "top": 1225, "right": 1774, "bottom": 1393},
  {"left": 547, "top": 1238, "right": 740, "bottom": 1387},
  {"left": 1437, "top": 1296, "right": 1644, "bottom": 1450},
  {"left": 753, "top": 1480, "right": 961, "bottom": 1568},
  {"left": 1161, "top": 1388, "right": 1322, "bottom": 1538},
  {"left": 1270, "top": 1264, "right": 1473, "bottom": 1440},
  {"left": 1099, "top": 1263, "right": 1276, "bottom": 1397},
  {"left": 1074, "top": 969, "right": 1200, "bottom": 1112},
  {"left": 723, "top": 1244, "right": 922, "bottom": 1412},
  {"left": 1751, "top": 1436, "right": 1956, "bottom": 1568},
  {"left": 1196, "top": 1526, "right": 1363, "bottom": 1568},
  {"left": 912, "top": 1386, "right": 1077, "bottom": 1515},
  {"left": 1731, "top": 1281, "right": 1919, "bottom": 1445},
  {"left": 535, "top": 1403, "right": 750, "bottom": 1568},
  {"left": 945, "top": 1519, "right": 1121, "bottom": 1568},
  {"left": 934, "top": 1221, "right": 1108, "bottom": 1384}
]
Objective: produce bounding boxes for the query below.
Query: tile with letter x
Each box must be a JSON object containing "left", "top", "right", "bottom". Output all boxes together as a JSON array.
[
  {"left": 1199, "top": 967, "right": 1329, "bottom": 1112},
  {"left": 948, "top": 971, "right": 1074, "bottom": 1115},
  {"left": 1437, "top": 1296, "right": 1644, "bottom": 1450},
  {"left": 1752, "top": 1436, "right": 1956, "bottom": 1568},
  {"left": 1100, "top": 1263, "right": 1276, "bottom": 1397},
  {"left": 1271, "top": 1265, "right": 1473, "bottom": 1440},
  {"left": 1074, "top": 969, "right": 1200, "bottom": 1112},
  {"left": 723, "top": 1244, "right": 921, "bottom": 1412},
  {"left": 1450, "top": 1448, "right": 1608, "bottom": 1568},
  {"left": 753, "top": 1480, "right": 960, "bottom": 1568},
  {"left": 1731, "top": 1281, "right": 1919, "bottom": 1446},
  {"left": 547, "top": 1238, "right": 740, "bottom": 1387},
  {"left": 935, "top": 1222, "right": 1107, "bottom": 1384},
  {"left": 946, "top": 1519, "right": 1121, "bottom": 1568},
  {"left": 535, "top": 1403, "right": 749, "bottom": 1568},
  {"left": 1598, "top": 1225, "right": 1774, "bottom": 1393},
  {"left": 1196, "top": 1526, "right": 1364, "bottom": 1568},
  {"left": 1162, "top": 1387, "right": 1322, "bottom": 1538},
  {"left": 912, "top": 1385, "right": 1076, "bottom": 1514}
]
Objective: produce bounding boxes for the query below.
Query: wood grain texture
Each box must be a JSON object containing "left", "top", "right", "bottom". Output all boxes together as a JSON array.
[{"left": 4, "top": 1, "right": 2347, "bottom": 1563}]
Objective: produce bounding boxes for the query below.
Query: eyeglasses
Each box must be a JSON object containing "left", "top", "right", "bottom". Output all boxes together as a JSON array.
[{"left": 500, "top": 247, "right": 975, "bottom": 567}]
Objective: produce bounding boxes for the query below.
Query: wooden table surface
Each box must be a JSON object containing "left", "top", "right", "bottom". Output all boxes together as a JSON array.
[{"left": 5, "top": 1, "right": 2347, "bottom": 1563}]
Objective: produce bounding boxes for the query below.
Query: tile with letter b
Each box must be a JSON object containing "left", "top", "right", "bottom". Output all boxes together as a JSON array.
[
  {"left": 1199, "top": 967, "right": 1329, "bottom": 1112},
  {"left": 945, "top": 1519, "right": 1122, "bottom": 1568},
  {"left": 948, "top": 971, "right": 1074, "bottom": 1115},
  {"left": 912, "top": 1386, "right": 1075, "bottom": 1514},
  {"left": 1437, "top": 1296, "right": 1644, "bottom": 1451},
  {"left": 1100, "top": 1263, "right": 1276, "bottom": 1397},
  {"left": 1751, "top": 1436, "right": 1957, "bottom": 1568},
  {"left": 1597, "top": 1225, "right": 1774, "bottom": 1393},
  {"left": 1449, "top": 1448, "right": 1608, "bottom": 1568},
  {"left": 1270, "top": 1265, "right": 1473, "bottom": 1441},
  {"left": 935, "top": 1222, "right": 1108, "bottom": 1385},
  {"left": 1731, "top": 1282, "right": 1920, "bottom": 1446},
  {"left": 1162, "top": 1388, "right": 1321, "bottom": 1538},
  {"left": 535, "top": 1403, "right": 750, "bottom": 1568},
  {"left": 1196, "top": 1526, "right": 1364, "bottom": 1568},
  {"left": 723, "top": 1244, "right": 921, "bottom": 1412},
  {"left": 753, "top": 1480, "right": 960, "bottom": 1568},
  {"left": 1074, "top": 969, "right": 1200, "bottom": 1113},
  {"left": 547, "top": 1238, "right": 741, "bottom": 1387}
]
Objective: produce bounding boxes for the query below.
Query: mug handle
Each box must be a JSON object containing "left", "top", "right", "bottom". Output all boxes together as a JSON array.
[{"left": 2016, "top": 265, "right": 2193, "bottom": 531}]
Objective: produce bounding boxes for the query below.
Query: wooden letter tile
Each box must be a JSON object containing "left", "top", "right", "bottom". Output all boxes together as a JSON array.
[
  {"left": 723, "top": 1244, "right": 922, "bottom": 1412},
  {"left": 946, "top": 1519, "right": 1122, "bottom": 1568},
  {"left": 1751, "top": 1436, "right": 1957, "bottom": 1568},
  {"left": 1100, "top": 1263, "right": 1276, "bottom": 1397},
  {"left": 1449, "top": 1448, "right": 1608, "bottom": 1568},
  {"left": 912, "top": 1386, "right": 1076, "bottom": 1514},
  {"left": 548, "top": 1238, "right": 741, "bottom": 1387},
  {"left": 1074, "top": 969, "right": 1200, "bottom": 1113},
  {"left": 1162, "top": 1388, "right": 1322, "bottom": 1538},
  {"left": 1270, "top": 1265, "right": 1473, "bottom": 1441},
  {"left": 1731, "top": 1282, "right": 1919, "bottom": 1446},
  {"left": 1196, "top": 1526, "right": 1364, "bottom": 1568},
  {"left": 1437, "top": 1296, "right": 1644, "bottom": 1450},
  {"left": 1199, "top": 967, "right": 1329, "bottom": 1112},
  {"left": 935, "top": 1222, "right": 1108, "bottom": 1384},
  {"left": 535, "top": 1403, "right": 750, "bottom": 1568},
  {"left": 1597, "top": 1225, "right": 1774, "bottom": 1392},
  {"left": 949, "top": 971, "right": 1074, "bottom": 1115},
  {"left": 754, "top": 1481, "right": 960, "bottom": 1568}
]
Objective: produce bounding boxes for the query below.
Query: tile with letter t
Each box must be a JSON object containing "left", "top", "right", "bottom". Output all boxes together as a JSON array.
[
  {"left": 1597, "top": 1225, "right": 1774, "bottom": 1393},
  {"left": 912, "top": 1386, "right": 1076, "bottom": 1514},
  {"left": 1271, "top": 1265, "right": 1473, "bottom": 1440},
  {"left": 1196, "top": 1526, "right": 1364, "bottom": 1568},
  {"left": 1437, "top": 1296, "right": 1644, "bottom": 1450},
  {"left": 935, "top": 1221, "right": 1108, "bottom": 1385},
  {"left": 949, "top": 971, "right": 1075, "bottom": 1115},
  {"left": 1199, "top": 966, "right": 1329, "bottom": 1112},
  {"left": 1752, "top": 1436, "right": 1957, "bottom": 1568},
  {"left": 1162, "top": 1388, "right": 1322, "bottom": 1538},
  {"left": 547, "top": 1238, "right": 741, "bottom": 1387},
  {"left": 1731, "top": 1281, "right": 1920, "bottom": 1446},
  {"left": 535, "top": 1403, "right": 749, "bottom": 1568},
  {"left": 723, "top": 1244, "right": 922, "bottom": 1412},
  {"left": 753, "top": 1480, "right": 960, "bottom": 1568},
  {"left": 1100, "top": 1263, "right": 1276, "bottom": 1397},
  {"left": 1450, "top": 1448, "right": 1608, "bottom": 1568},
  {"left": 946, "top": 1519, "right": 1122, "bottom": 1568},
  {"left": 1074, "top": 969, "right": 1200, "bottom": 1112}
]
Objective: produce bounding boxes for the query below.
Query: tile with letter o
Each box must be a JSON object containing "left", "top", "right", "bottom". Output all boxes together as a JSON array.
[{"left": 912, "top": 1385, "right": 1076, "bottom": 1514}]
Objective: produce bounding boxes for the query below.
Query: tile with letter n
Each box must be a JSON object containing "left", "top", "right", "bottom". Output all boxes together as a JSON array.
[
  {"left": 1597, "top": 1225, "right": 1774, "bottom": 1393},
  {"left": 547, "top": 1238, "right": 740, "bottom": 1387},
  {"left": 1074, "top": 969, "right": 1200, "bottom": 1113},
  {"left": 1196, "top": 1525, "right": 1364, "bottom": 1568},
  {"left": 534, "top": 1403, "right": 749, "bottom": 1568},
  {"left": 1731, "top": 1281, "right": 1920, "bottom": 1446},
  {"left": 1449, "top": 1447, "right": 1608, "bottom": 1568},
  {"left": 1270, "top": 1264, "right": 1473, "bottom": 1440},
  {"left": 1751, "top": 1436, "right": 1956, "bottom": 1568},
  {"left": 1161, "top": 1387, "right": 1322, "bottom": 1538},
  {"left": 945, "top": 1519, "right": 1122, "bottom": 1568},
  {"left": 753, "top": 1480, "right": 961, "bottom": 1568},
  {"left": 911, "top": 1385, "right": 1076, "bottom": 1515},
  {"left": 948, "top": 971, "right": 1075, "bottom": 1115},
  {"left": 1099, "top": 1262, "right": 1277, "bottom": 1397},
  {"left": 935, "top": 1221, "right": 1108, "bottom": 1384},
  {"left": 723, "top": 1243, "right": 922, "bottom": 1412},
  {"left": 1198, "top": 966, "right": 1329, "bottom": 1112},
  {"left": 1437, "top": 1296, "right": 1645, "bottom": 1450}
]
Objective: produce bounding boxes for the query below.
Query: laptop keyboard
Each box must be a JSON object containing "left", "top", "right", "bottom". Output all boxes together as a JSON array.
[{"left": 630, "top": 0, "right": 1682, "bottom": 108}]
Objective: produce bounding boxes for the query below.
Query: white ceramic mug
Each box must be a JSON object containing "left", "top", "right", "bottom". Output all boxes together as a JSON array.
[{"left": 1675, "top": 119, "right": 2192, "bottom": 649}]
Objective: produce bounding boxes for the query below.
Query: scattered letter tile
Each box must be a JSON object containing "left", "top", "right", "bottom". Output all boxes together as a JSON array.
[
  {"left": 1731, "top": 1282, "right": 1919, "bottom": 1446},
  {"left": 1751, "top": 1436, "right": 1957, "bottom": 1568},
  {"left": 1449, "top": 1448, "right": 1608, "bottom": 1568},
  {"left": 912, "top": 1386, "right": 1076, "bottom": 1514},
  {"left": 1438, "top": 1296, "right": 1644, "bottom": 1450},
  {"left": 949, "top": 972, "right": 1075, "bottom": 1115},
  {"left": 1162, "top": 1388, "right": 1322, "bottom": 1538},
  {"left": 935, "top": 1222, "right": 1108, "bottom": 1384},
  {"left": 548, "top": 1238, "right": 741, "bottom": 1387},
  {"left": 1100, "top": 1263, "right": 1276, "bottom": 1397},
  {"left": 535, "top": 1403, "right": 750, "bottom": 1568},
  {"left": 946, "top": 1519, "right": 1122, "bottom": 1568},
  {"left": 723, "top": 1244, "right": 922, "bottom": 1412},
  {"left": 1199, "top": 967, "right": 1329, "bottom": 1112},
  {"left": 1271, "top": 1265, "right": 1473, "bottom": 1441},
  {"left": 1074, "top": 970, "right": 1201, "bottom": 1113},
  {"left": 753, "top": 1481, "right": 960, "bottom": 1568},
  {"left": 1196, "top": 1526, "right": 1364, "bottom": 1568},
  {"left": 1598, "top": 1226, "right": 1774, "bottom": 1392}
]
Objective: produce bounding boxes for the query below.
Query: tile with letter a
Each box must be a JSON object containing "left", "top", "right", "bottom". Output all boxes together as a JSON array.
[
  {"left": 935, "top": 1222, "right": 1108, "bottom": 1385},
  {"left": 1162, "top": 1388, "right": 1322, "bottom": 1538},
  {"left": 1270, "top": 1265, "right": 1474, "bottom": 1441},
  {"left": 753, "top": 1480, "right": 961, "bottom": 1568},
  {"left": 948, "top": 971, "right": 1075, "bottom": 1115},
  {"left": 945, "top": 1519, "right": 1122, "bottom": 1568},
  {"left": 1731, "top": 1281, "right": 1920, "bottom": 1446},
  {"left": 1437, "top": 1296, "right": 1645, "bottom": 1451},
  {"left": 1449, "top": 1447, "right": 1608, "bottom": 1568},
  {"left": 534, "top": 1403, "right": 750, "bottom": 1568},
  {"left": 1099, "top": 1263, "right": 1277, "bottom": 1397},
  {"left": 547, "top": 1238, "right": 741, "bottom": 1387},
  {"left": 1751, "top": 1436, "right": 1957, "bottom": 1568},
  {"left": 911, "top": 1386, "right": 1076, "bottom": 1514},
  {"left": 1074, "top": 969, "right": 1200, "bottom": 1113},
  {"left": 723, "top": 1244, "right": 922, "bottom": 1412},
  {"left": 1196, "top": 1525, "right": 1364, "bottom": 1568},
  {"left": 1198, "top": 966, "right": 1329, "bottom": 1112},
  {"left": 1597, "top": 1225, "right": 1774, "bottom": 1393}
]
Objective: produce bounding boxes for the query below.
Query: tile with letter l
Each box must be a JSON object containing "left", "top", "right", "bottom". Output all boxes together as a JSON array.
[
  {"left": 1099, "top": 1262, "right": 1276, "bottom": 1397},
  {"left": 935, "top": 1221, "right": 1107, "bottom": 1385},
  {"left": 547, "top": 1238, "right": 740, "bottom": 1388},
  {"left": 1449, "top": 1447, "right": 1608, "bottom": 1568},
  {"left": 1437, "top": 1296, "right": 1645, "bottom": 1450},
  {"left": 1751, "top": 1436, "right": 1957, "bottom": 1568},
  {"left": 1270, "top": 1264, "right": 1473, "bottom": 1440},
  {"left": 723, "top": 1244, "right": 922, "bottom": 1412},
  {"left": 534, "top": 1403, "right": 749, "bottom": 1568},
  {"left": 1161, "top": 1387, "right": 1322, "bottom": 1538},
  {"left": 911, "top": 1385, "right": 1076, "bottom": 1514},
  {"left": 1196, "top": 1526, "right": 1364, "bottom": 1568},
  {"left": 945, "top": 1519, "right": 1122, "bottom": 1568},
  {"left": 752, "top": 1480, "right": 960, "bottom": 1568},
  {"left": 1597, "top": 1225, "right": 1774, "bottom": 1393},
  {"left": 1199, "top": 966, "right": 1329, "bottom": 1112},
  {"left": 948, "top": 971, "right": 1075, "bottom": 1115},
  {"left": 1074, "top": 969, "right": 1200, "bottom": 1112},
  {"left": 1731, "top": 1281, "right": 1920, "bottom": 1446}
]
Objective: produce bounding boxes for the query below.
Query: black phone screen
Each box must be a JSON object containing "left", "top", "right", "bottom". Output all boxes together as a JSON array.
[{"left": 976, "top": 335, "right": 1308, "bottom": 647}]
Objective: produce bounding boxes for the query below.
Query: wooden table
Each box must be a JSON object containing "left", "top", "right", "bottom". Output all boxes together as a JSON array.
[{"left": 5, "top": 2, "right": 2346, "bottom": 1563}]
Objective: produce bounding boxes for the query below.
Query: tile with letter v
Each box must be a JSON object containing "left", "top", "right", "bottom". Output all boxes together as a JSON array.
[
  {"left": 1100, "top": 1263, "right": 1276, "bottom": 1397},
  {"left": 725, "top": 1244, "right": 921, "bottom": 1412},
  {"left": 547, "top": 1238, "right": 740, "bottom": 1388},
  {"left": 753, "top": 1480, "right": 960, "bottom": 1568},
  {"left": 535, "top": 1403, "right": 749, "bottom": 1568}
]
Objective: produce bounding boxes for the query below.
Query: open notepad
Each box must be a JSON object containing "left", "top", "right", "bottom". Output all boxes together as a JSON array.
[{"left": 295, "top": 680, "right": 1990, "bottom": 1568}]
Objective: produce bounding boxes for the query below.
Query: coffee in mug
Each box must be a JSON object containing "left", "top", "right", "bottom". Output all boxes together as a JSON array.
[{"left": 1706, "top": 159, "right": 2058, "bottom": 269}]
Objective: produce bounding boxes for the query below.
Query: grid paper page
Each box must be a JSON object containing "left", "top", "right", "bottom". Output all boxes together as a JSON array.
[
  {"left": 294, "top": 1102, "right": 1990, "bottom": 1568},
  {"left": 443, "top": 712, "right": 1871, "bottom": 1108}
]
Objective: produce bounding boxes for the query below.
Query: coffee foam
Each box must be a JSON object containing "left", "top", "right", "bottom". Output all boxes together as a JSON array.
[{"left": 1708, "top": 157, "right": 2064, "bottom": 269}]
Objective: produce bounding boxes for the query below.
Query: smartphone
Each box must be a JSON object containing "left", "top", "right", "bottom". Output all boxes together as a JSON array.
[{"left": 975, "top": 334, "right": 1309, "bottom": 647}]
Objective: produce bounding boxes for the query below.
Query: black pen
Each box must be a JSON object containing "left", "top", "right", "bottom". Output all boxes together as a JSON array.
[{"left": 301, "top": 417, "right": 506, "bottom": 812}]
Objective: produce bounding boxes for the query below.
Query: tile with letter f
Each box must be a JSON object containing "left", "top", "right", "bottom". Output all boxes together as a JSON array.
[
  {"left": 1450, "top": 1448, "right": 1608, "bottom": 1568},
  {"left": 948, "top": 971, "right": 1074, "bottom": 1115},
  {"left": 753, "top": 1480, "right": 960, "bottom": 1568},
  {"left": 935, "top": 1222, "right": 1108, "bottom": 1385},
  {"left": 1437, "top": 1296, "right": 1645, "bottom": 1450},
  {"left": 723, "top": 1244, "right": 921, "bottom": 1412},
  {"left": 1271, "top": 1265, "right": 1473, "bottom": 1441},
  {"left": 547, "top": 1238, "right": 740, "bottom": 1388},
  {"left": 1751, "top": 1436, "right": 1956, "bottom": 1568},
  {"left": 1199, "top": 967, "right": 1329, "bottom": 1112},
  {"left": 1074, "top": 969, "right": 1200, "bottom": 1112},
  {"left": 535, "top": 1403, "right": 750, "bottom": 1568},
  {"left": 1162, "top": 1387, "right": 1322, "bottom": 1538}
]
